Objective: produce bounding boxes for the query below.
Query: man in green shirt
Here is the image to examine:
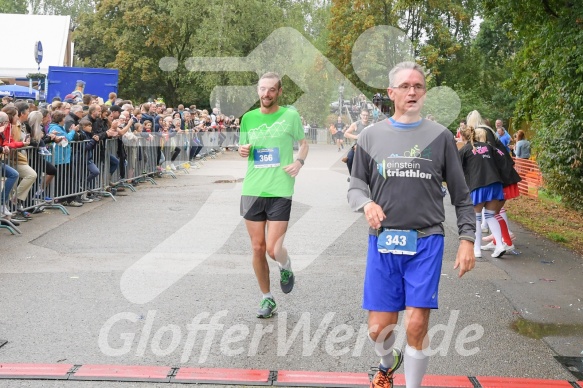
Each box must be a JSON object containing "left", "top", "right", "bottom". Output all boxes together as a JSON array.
[{"left": 238, "top": 72, "right": 309, "bottom": 318}]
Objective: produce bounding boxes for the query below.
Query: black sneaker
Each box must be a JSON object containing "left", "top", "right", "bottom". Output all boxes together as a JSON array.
[
  {"left": 257, "top": 297, "right": 277, "bottom": 319},
  {"left": 280, "top": 265, "right": 295, "bottom": 294}
]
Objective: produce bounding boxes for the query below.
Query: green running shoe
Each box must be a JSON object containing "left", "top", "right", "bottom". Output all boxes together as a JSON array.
[
  {"left": 280, "top": 267, "right": 295, "bottom": 294},
  {"left": 257, "top": 297, "right": 277, "bottom": 319}
]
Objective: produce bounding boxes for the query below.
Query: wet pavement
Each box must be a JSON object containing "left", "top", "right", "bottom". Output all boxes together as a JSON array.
[{"left": 1, "top": 145, "right": 582, "bottom": 386}]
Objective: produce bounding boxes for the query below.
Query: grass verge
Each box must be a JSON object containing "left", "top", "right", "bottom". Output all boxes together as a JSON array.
[{"left": 505, "top": 193, "right": 583, "bottom": 256}]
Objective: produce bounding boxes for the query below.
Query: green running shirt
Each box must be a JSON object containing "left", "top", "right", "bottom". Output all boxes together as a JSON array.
[{"left": 240, "top": 107, "right": 304, "bottom": 197}]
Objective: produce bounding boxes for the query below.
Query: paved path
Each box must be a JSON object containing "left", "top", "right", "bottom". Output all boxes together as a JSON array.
[{"left": 1, "top": 145, "right": 582, "bottom": 386}]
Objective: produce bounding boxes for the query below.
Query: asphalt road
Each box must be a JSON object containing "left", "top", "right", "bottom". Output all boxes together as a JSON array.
[{"left": 1, "top": 144, "right": 582, "bottom": 387}]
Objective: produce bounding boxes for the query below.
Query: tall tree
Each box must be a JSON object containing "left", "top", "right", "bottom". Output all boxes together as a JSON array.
[
  {"left": 0, "top": 0, "right": 27, "bottom": 13},
  {"left": 326, "top": 0, "right": 479, "bottom": 94},
  {"left": 28, "top": 0, "right": 95, "bottom": 22},
  {"left": 485, "top": 0, "right": 583, "bottom": 210},
  {"left": 74, "top": 0, "right": 285, "bottom": 107}
]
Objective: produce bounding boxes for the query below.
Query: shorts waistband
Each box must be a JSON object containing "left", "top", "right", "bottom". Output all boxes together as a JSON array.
[{"left": 369, "top": 223, "right": 444, "bottom": 238}]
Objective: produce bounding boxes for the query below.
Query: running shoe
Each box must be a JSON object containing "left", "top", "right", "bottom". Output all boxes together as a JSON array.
[
  {"left": 370, "top": 348, "right": 403, "bottom": 388},
  {"left": 474, "top": 249, "right": 482, "bottom": 259},
  {"left": 280, "top": 265, "right": 295, "bottom": 294},
  {"left": 11, "top": 213, "right": 28, "bottom": 222},
  {"left": 80, "top": 194, "right": 93, "bottom": 203},
  {"left": 34, "top": 191, "right": 52, "bottom": 202},
  {"left": 257, "top": 297, "right": 277, "bottom": 319},
  {"left": 491, "top": 245, "right": 506, "bottom": 258},
  {"left": 1, "top": 205, "right": 12, "bottom": 217},
  {"left": 38, "top": 147, "right": 52, "bottom": 156},
  {"left": 481, "top": 242, "right": 496, "bottom": 251}
]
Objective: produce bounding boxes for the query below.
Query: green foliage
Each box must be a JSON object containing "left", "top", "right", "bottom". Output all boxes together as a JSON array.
[
  {"left": 74, "top": 0, "right": 283, "bottom": 108},
  {"left": 326, "top": 0, "right": 479, "bottom": 99},
  {"left": 491, "top": 0, "right": 583, "bottom": 210},
  {"left": 73, "top": 0, "right": 331, "bottom": 116},
  {"left": 0, "top": 0, "right": 27, "bottom": 13},
  {"left": 27, "top": 0, "right": 95, "bottom": 22}
]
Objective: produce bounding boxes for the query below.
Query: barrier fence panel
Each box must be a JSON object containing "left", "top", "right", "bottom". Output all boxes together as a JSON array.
[
  {"left": 86, "top": 137, "right": 115, "bottom": 200},
  {"left": 122, "top": 132, "right": 154, "bottom": 185},
  {"left": 513, "top": 157, "right": 544, "bottom": 198},
  {"left": 44, "top": 141, "right": 89, "bottom": 209},
  {"left": 140, "top": 135, "right": 160, "bottom": 180},
  {"left": 21, "top": 145, "right": 51, "bottom": 211},
  {"left": 19, "top": 145, "right": 67, "bottom": 215},
  {"left": 157, "top": 133, "right": 178, "bottom": 178},
  {"left": 106, "top": 138, "right": 136, "bottom": 192},
  {"left": 173, "top": 132, "right": 190, "bottom": 173},
  {"left": 223, "top": 129, "right": 239, "bottom": 150},
  {"left": 185, "top": 131, "right": 203, "bottom": 168},
  {"left": 199, "top": 131, "right": 219, "bottom": 159},
  {"left": 1, "top": 150, "right": 21, "bottom": 234}
]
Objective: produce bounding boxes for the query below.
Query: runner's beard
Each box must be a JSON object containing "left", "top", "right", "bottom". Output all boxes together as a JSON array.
[{"left": 261, "top": 96, "right": 278, "bottom": 109}]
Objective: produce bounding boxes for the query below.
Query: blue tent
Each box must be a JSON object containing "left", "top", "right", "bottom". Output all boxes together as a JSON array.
[{"left": 0, "top": 84, "right": 39, "bottom": 100}]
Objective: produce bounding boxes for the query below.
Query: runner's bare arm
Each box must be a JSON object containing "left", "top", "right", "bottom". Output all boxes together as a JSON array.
[
  {"left": 344, "top": 122, "right": 358, "bottom": 140},
  {"left": 283, "top": 138, "right": 309, "bottom": 178}
]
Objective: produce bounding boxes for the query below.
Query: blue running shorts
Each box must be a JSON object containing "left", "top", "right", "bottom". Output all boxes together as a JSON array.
[{"left": 363, "top": 234, "right": 444, "bottom": 312}]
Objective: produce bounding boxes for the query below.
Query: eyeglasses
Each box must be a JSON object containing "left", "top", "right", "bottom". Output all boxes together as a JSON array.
[{"left": 391, "top": 84, "right": 426, "bottom": 93}]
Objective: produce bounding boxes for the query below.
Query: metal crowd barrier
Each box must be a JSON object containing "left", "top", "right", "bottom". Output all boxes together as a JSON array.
[
  {"left": 23, "top": 144, "right": 68, "bottom": 215},
  {"left": 106, "top": 138, "right": 136, "bottom": 193},
  {"left": 156, "top": 132, "right": 178, "bottom": 178},
  {"left": 0, "top": 149, "right": 21, "bottom": 234},
  {"left": 1, "top": 127, "right": 232, "bottom": 235}
]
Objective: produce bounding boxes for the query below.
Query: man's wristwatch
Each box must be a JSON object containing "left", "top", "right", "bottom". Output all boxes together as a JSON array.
[{"left": 296, "top": 158, "right": 304, "bottom": 166}]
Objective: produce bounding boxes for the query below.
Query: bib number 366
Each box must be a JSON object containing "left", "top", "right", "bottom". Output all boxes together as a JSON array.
[{"left": 253, "top": 147, "right": 280, "bottom": 168}]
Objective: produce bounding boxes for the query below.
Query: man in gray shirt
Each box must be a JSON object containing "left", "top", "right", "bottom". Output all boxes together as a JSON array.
[{"left": 347, "top": 61, "right": 475, "bottom": 388}]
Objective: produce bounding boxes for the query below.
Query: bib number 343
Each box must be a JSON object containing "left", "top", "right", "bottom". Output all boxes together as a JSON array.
[{"left": 377, "top": 229, "right": 418, "bottom": 255}]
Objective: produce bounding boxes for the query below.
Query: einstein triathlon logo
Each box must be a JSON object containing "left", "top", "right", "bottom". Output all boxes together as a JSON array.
[{"left": 377, "top": 145, "right": 433, "bottom": 180}]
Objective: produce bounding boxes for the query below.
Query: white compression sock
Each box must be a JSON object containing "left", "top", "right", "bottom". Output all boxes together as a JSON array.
[
  {"left": 475, "top": 213, "right": 482, "bottom": 253},
  {"left": 277, "top": 256, "right": 291, "bottom": 270},
  {"left": 404, "top": 344, "right": 429, "bottom": 388},
  {"left": 484, "top": 209, "right": 503, "bottom": 246},
  {"left": 368, "top": 332, "right": 396, "bottom": 370}
]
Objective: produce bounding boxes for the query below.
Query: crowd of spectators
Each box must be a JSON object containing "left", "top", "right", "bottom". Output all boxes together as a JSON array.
[{"left": 1, "top": 92, "right": 239, "bottom": 228}]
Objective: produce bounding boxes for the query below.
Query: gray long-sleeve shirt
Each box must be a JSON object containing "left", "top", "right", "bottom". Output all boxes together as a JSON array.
[{"left": 347, "top": 119, "right": 475, "bottom": 241}]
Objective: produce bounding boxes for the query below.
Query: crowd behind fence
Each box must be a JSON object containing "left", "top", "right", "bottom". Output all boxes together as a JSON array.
[{"left": 0, "top": 129, "right": 237, "bottom": 235}]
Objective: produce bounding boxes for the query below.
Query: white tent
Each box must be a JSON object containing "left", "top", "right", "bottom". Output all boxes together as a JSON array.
[{"left": 0, "top": 13, "right": 72, "bottom": 78}]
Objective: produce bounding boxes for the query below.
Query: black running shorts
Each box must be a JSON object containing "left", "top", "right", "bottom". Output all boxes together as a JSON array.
[{"left": 240, "top": 196, "right": 292, "bottom": 221}]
